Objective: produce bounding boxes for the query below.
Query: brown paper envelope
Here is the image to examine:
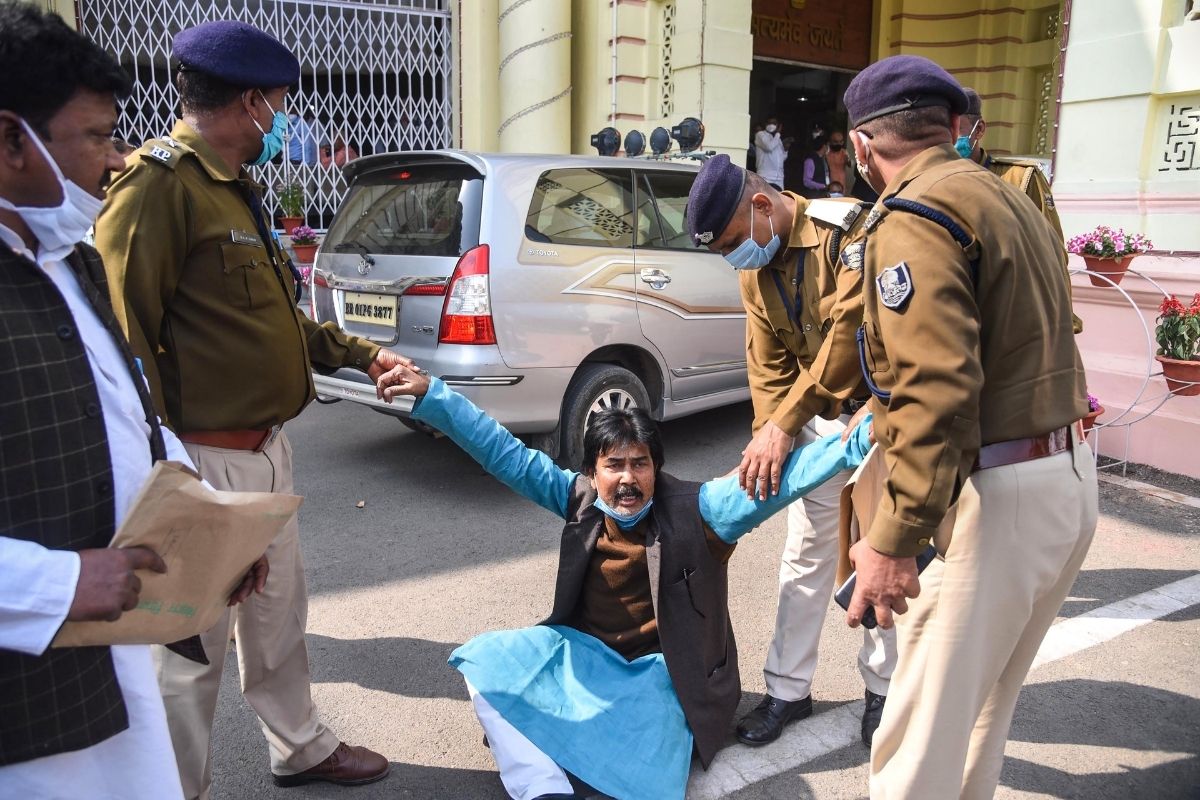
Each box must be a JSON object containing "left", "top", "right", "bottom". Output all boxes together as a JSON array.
[{"left": 53, "top": 461, "right": 301, "bottom": 648}]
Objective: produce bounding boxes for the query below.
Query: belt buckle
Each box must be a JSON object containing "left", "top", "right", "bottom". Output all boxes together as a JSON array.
[{"left": 256, "top": 424, "right": 282, "bottom": 453}]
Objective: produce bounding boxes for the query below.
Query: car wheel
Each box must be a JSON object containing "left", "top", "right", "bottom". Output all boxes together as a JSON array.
[{"left": 558, "top": 364, "right": 651, "bottom": 471}]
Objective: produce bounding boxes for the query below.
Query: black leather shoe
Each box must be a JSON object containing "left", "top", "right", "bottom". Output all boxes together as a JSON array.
[
  {"left": 736, "top": 694, "right": 813, "bottom": 745},
  {"left": 861, "top": 690, "right": 886, "bottom": 747}
]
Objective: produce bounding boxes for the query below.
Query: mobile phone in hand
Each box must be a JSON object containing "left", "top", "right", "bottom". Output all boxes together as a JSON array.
[{"left": 834, "top": 544, "right": 939, "bottom": 629}]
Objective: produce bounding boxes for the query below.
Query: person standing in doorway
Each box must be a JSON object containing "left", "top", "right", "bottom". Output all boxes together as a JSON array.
[
  {"left": 801, "top": 136, "right": 831, "bottom": 198},
  {"left": 754, "top": 116, "right": 789, "bottom": 191},
  {"left": 826, "top": 130, "right": 852, "bottom": 195}
]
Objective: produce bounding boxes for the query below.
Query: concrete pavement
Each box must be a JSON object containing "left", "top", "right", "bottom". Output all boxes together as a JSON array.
[{"left": 205, "top": 398, "right": 1200, "bottom": 799}]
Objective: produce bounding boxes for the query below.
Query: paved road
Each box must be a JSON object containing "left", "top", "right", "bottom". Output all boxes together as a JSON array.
[{"left": 207, "top": 398, "right": 1200, "bottom": 800}]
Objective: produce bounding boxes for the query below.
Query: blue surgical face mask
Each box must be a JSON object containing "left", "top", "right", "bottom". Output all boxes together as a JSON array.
[
  {"left": 593, "top": 496, "right": 654, "bottom": 530},
  {"left": 248, "top": 92, "right": 288, "bottom": 167},
  {"left": 955, "top": 120, "right": 981, "bottom": 159},
  {"left": 724, "top": 208, "right": 781, "bottom": 270}
]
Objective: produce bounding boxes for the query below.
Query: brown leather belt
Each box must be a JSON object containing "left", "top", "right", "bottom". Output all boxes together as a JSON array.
[
  {"left": 180, "top": 426, "right": 281, "bottom": 453},
  {"left": 972, "top": 422, "right": 1082, "bottom": 472}
]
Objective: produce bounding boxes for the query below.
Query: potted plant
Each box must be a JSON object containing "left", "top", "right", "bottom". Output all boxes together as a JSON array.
[
  {"left": 289, "top": 225, "right": 320, "bottom": 264},
  {"left": 1155, "top": 292, "right": 1200, "bottom": 396},
  {"left": 1082, "top": 393, "right": 1104, "bottom": 432},
  {"left": 1066, "top": 225, "right": 1152, "bottom": 287},
  {"left": 278, "top": 181, "right": 305, "bottom": 233}
]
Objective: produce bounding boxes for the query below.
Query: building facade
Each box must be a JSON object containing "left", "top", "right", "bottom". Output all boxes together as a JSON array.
[{"left": 52, "top": 0, "right": 1198, "bottom": 476}]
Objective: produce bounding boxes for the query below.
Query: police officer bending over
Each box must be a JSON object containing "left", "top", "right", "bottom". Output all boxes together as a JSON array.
[{"left": 839, "top": 56, "right": 1098, "bottom": 799}]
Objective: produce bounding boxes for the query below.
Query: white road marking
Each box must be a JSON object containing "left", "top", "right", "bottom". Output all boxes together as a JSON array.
[{"left": 686, "top": 572, "right": 1200, "bottom": 799}]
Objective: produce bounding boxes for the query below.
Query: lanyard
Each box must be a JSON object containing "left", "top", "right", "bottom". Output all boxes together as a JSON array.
[{"left": 769, "top": 255, "right": 803, "bottom": 327}]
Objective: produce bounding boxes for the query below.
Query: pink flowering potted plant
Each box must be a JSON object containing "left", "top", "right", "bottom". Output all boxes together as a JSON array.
[
  {"left": 1082, "top": 393, "right": 1104, "bottom": 432},
  {"left": 289, "top": 224, "right": 319, "bottom": 265},
  {"left": 1156, "top": 293, "right": 1200, "bottom": 397},
  {"left": 1066, "top": 225, "right": 1152, "bottom": 287}
]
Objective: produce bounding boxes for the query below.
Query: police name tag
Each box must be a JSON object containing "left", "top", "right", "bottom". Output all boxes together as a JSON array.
[
  {"left": 840, "top": 242, "right": 865, "bottom": 270},
  {"left": 877, "top": 262, "right": 914, "bottom": 310},
  {"left": 230, "top": 229, "right": 263, "bottom": 247}
]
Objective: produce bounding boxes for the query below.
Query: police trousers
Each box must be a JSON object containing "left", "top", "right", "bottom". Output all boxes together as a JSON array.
[
  {"left": 869, "top": 432, "right": 1098, "bottom": 799},
  {"left": 764, "top": 414, "right": 897, "bottom": 700},
  {"left": 155, "top": 432, "right": 338, "bottom": 800}
]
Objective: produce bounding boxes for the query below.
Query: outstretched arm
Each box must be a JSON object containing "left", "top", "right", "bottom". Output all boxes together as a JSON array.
[
  {"left": 700, "top": 417, "right": 872, "bottom": 543},
  {"left": 378, "top": 365, "right": 576, "bottom": 518}
]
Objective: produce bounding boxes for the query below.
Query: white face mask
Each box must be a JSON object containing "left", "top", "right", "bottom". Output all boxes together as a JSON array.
[
  {"left": 0, "top": 119, "right": 104, "bottom": 264},
  {"left": 765, "top": 124, "right": 778, "bottom": 134}
]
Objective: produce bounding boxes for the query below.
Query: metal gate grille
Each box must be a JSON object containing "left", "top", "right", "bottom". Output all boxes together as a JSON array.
[{"left": 77, "top": 0, "right": 453, "bottom": 228}]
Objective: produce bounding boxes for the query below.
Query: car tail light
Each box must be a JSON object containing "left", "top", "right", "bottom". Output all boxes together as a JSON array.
[
  {"left": 310, "top": 271, "right": 328, "bottom": 320},
  {"left": 403, "top": 282, "right": 447, "bottom": 296},
  {"left": 439, "top": 244, "right": 495, "bottom": 345}
]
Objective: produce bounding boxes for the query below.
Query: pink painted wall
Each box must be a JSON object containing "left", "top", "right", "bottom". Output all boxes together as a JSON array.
[{"left": 1069, "top": 254, "right": 1200, "bottom": 479}]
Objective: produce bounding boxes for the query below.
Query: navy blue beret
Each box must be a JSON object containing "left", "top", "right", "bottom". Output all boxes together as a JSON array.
[
  {"left": 686, "top": 154, "right": 746, "bottom": 247},
  {"left": 962, "top": 87, "right": 983, "bottom": 117},
  {"left": 844, "top": 55, "right": 968, "bottom": 128},
  {"left": 173, "top": 20, "right": 299, "bottom": 88}
]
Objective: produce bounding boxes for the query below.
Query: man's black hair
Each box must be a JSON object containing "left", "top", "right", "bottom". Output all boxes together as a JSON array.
[
  {"left": 861, "top": 105, "right": 952, "bottom": 141},
  {"left": 0, "top": 1, "right": 131, "bottom": 138},
  {"left": 581, "top": 408, "right": 665, "bottom": 476},
  {"left": 176, "top": 69, "right": 244, "bottom": 114}
]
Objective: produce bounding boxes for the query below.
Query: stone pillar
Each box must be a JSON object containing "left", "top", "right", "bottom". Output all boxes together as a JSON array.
[
  {"left": 497, "top": 0, "right": 573, "bottom": 153},
  {"left": 455, "top": 0, "right": 500, "bottom": 151}
]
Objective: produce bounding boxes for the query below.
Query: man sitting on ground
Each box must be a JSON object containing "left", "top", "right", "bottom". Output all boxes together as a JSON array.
[{"left": 374, "top": 365, "right": 871, "bottom": 800}]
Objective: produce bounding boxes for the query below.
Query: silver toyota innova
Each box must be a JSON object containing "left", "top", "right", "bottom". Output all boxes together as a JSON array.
[{"left": 310, "top": 151, "right": 748, "bottom": 466}]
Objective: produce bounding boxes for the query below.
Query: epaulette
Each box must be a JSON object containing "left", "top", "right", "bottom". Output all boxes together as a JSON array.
[
  {"left": 139, "top": 136, "right": 193, "bottom": 171},
  {"left": 804, "top": 198, "right": 863, "bottom": 231},
  {"left": 988, "top": 154, "right": 1043, "bottom": 169}
]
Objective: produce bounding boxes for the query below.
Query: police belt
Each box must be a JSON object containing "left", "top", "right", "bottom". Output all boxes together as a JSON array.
[
  {"left": 180, "top": 425, "right": 282, "bottom": 453},
  {"left": 972, "top": 422, "right": 1082, "bottom": 473}
]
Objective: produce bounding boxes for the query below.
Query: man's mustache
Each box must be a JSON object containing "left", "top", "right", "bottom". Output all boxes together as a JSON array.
[{"left": 615, "top": 485, "right": 643, "bottom": 501}]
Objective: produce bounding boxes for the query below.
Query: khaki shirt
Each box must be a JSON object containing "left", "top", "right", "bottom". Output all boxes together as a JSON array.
[
  {"left": 980, "top": 148, "right": 1082, "bottom": 333},
  {"left": 741, "top": 193, "right": 868, "bottom": 436},
  {"left": 96, "top": 121, "right": 379, "bottom": 432},
  {"left": 859, "top": 144, "right": 1087, "bottom": 557}
]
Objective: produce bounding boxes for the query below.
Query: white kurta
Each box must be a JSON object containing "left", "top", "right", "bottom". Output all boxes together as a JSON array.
[{"left": 0, "top": 225, "right": 187, "bottom": 799}]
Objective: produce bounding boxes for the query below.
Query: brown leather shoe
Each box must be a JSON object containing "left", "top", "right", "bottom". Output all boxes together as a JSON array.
[{"left": 273, "top": 742, "right": 390, "bottom": 787}]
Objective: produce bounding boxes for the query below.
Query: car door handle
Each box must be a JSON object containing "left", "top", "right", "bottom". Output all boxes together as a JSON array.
[{"left": 639, "top": 268, "right": 672, "bottom": 289}]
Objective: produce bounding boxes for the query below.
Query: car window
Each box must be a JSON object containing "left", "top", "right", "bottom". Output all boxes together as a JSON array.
[
  {"left": 526, "top": 168, "right": 651, "bottom": 248},
  {"left": 324, "top": 163, "right": 482, "bottom": 257},
  {"left": 640, "top": 171, "right": 697, "bottom": 251}
]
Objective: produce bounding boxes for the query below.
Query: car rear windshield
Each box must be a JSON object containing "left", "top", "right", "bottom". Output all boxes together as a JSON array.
[{"left": 324, "top": 162, "right": 483, "bottom": 257}]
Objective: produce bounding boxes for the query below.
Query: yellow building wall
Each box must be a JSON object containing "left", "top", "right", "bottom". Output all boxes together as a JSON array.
[{"left": 872, "top": 0, "right": 1064, "bottom": 157}]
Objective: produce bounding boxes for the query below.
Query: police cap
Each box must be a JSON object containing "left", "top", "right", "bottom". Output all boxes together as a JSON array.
[
  {"left": 685, "top": 154, "right": 746, "bottom": 247},
  {"left": 962, "top": 87, "right": 983, "bottom": 117},
  {"left": 173, "top": 20, "right": 299, "bottom": 89},
  {"left": 844, "top": 55, "right": 968, "bottom": 128}
]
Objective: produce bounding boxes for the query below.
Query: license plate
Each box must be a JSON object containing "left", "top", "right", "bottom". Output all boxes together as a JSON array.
[{"left": 342, "top": 292, "right": 398, "bottom": 326}]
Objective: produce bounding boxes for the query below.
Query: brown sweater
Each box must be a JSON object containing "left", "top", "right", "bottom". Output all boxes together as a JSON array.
[{"left": 571, "top": 515, "right": 735, "bottom": 660}]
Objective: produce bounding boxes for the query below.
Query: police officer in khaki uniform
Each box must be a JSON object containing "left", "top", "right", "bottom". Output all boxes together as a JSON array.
[
  {"left": 685, "top": 155, "right": 894, "bottom": 747},
  {"left": 95, "top": 21, "right": 403, "bottom": 797},
  {"left": 956, "top": 86, "right": 1082, "bottom": 333},
  {"left": 840, "top": 56, "right": 1098, "bottom": 799}
]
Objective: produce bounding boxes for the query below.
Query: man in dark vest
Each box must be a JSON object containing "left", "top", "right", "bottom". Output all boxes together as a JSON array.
[
  {"left": 0, "top": 4, "right": 264, "bottom": 794},
  {"left": 373, "top": 364, "right": 872, "bottom": 800}
]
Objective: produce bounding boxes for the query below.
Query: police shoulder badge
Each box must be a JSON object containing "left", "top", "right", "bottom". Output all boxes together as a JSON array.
[
  {"left": 877, "top": 262, "right": 914, "bottom": 310},
  {"left": 840, "top": 241, "right": 865, "bottom": 271},
  {"left": 696, "top": 231, "right": 714, "bottom": 245},
  {"left": 148, "top": 146, "right": 173, "bottom": 163}
]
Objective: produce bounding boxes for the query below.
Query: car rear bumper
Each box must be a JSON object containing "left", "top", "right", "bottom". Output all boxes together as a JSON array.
[{"left": 313, "top": 366, "right": 574, "bottom": 433}]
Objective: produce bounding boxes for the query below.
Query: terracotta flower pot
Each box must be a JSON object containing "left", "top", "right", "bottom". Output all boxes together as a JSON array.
[
  {"left": 1156, "top": 355, "right": 1200, "bottom": 397},
  {"left": 280, "top": 215, "right": 304, "bottom": 235},
  {"left": 1081, "top": 404, "right": 1104, "bottom": 433},
  {"left": 1083, "top": 255, "right": 1133, "bottom": 287},
  {"left": 291, "top": 243, "right": 319, "bottom": 264}
]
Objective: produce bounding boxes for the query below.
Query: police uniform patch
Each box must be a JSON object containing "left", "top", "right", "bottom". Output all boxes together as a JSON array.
[
  {"left": 148, "top": 146, "right": 173, "bottom": 163},
  {"left": 864, "top": 207, "right": 883, "bottom": 232},
  {"left": 840, "top": 241, "right": 865, "bottom": 270},
  {"left": 877, "top": 262, "right": 914, "bottom": 310}
]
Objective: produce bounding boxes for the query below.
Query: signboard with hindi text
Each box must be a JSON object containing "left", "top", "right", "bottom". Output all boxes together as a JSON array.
[{"left": 751, "top": 0, "right": 873, "bottom": 72}]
